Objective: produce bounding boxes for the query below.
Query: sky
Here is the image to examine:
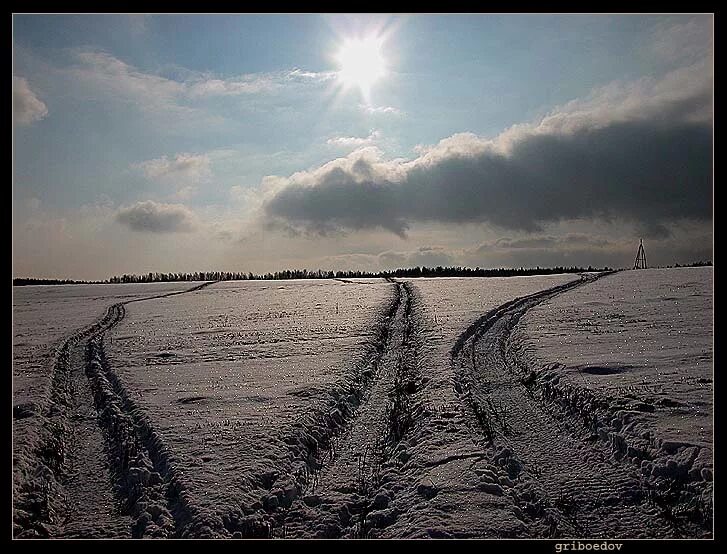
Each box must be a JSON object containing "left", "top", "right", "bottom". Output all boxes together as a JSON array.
[{"left": 12, "top": 14, "right": 713, "bottom": 280}]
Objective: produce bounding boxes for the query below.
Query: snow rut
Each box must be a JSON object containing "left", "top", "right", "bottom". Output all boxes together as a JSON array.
[
  {"left": 13, "top": 282, "right": 217, "bottom": 539},
  {"left": 453, "top": 272, "right": 708, "bottom": 538},
  {"left": 277, "top": 280, "right": 423, "bottom": 538}
]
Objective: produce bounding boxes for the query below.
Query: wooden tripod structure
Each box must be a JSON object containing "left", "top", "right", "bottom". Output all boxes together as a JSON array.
[{"left": 633, "top": 239, "right": 648, "bottom": 269}]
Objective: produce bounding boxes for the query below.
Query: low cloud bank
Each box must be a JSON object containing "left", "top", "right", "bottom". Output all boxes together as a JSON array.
[{"left": 262, "top": 63, "right": 712, "bottom": 238}]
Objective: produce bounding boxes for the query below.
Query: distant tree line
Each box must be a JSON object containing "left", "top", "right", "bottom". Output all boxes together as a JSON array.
[
  {"left": 14, "top": 265, "right": 615, "bottom": 286},
  {"left": 12, "top": 277, "right": 94, "bottom": 286},
  {"left": 101, "top": 265, "right": 610, "bottom": 284},
  {"left": 15, "top": 261, "right": 714, "bottom": 287},
  {"left": 668, "top": 260, "right": 713, "bottom": 268}
]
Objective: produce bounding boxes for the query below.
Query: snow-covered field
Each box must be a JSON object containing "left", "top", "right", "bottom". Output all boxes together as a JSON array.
[
  {"left": 104, "top": 278, "right": 394, "bottom": 536},
  {"left": 375, "top": 274, "right": 582, "bottom": 538},
  {"left": 407, "top": 274, "right": 580, "bottom": 412},
  {"left": 512, "top": 268, "right": 713, "bottom": 492},
  {"left": 12, "top": 270, "right": 713, "bottom": 539},
  {"left": 13, "top": 282, "right": 195, "bottom": 409},
  {"left": 12, "top": 281, "right": 205, "bottom": 537}
]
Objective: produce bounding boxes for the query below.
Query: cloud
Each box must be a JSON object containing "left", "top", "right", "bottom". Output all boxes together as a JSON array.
[
  {"left": 185, "top": 75, "right": 276, "bottom": 97},
  {"left": 485, "top": 233, "right": 617, "bottom": 251},
  {"left": 409, "top": 246, "right": 455, "bottom": 267},
  {"left": 13, "top": 76, "right": 48, "bottom": 125},
  {"left": 68, "top": 50, "right": 334, "bottom": 112},
  {"left": 287, "top": 68, "right": 337, "bottom": 83},
  {"left": 133, "top": 153, "right": 212, "bottom": 185},
  {"left": 23, "top": 215, "right": 69, "bottom": 236},
  {"left": 360, "top": 104, "right": 403, "bottom": 116},
  {"left": 262, "top": 62, "right": 712, "bottom": 239},
  {"left": 173, "top": 186, "right": 197, "bottom": 201},
  {"left": 115, "top": 201, "right": 196, "bottom": 233},
  {"left": 314, "top": 246, "right": 457, "bottom": 272},
  {"left": 377, "top": 250, "right": 407, "bottom": 268},
  {"left": 461, "top": 225, "right": 713, "bottom": 269},
  {"left": 203, "top": 220, "right": 241, "bottom": 242},
  {"left": 72, "top": 51, "right": 185, "bottom": 109},
  {"left": 327, "top": 130, "right": 381, "bottom": 148},
  {"left": 488, "top": 233, "right": 613, "bottom": 251}
]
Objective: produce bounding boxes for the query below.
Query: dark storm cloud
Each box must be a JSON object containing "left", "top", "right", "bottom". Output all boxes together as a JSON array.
[
  {"left": 262, "top": 66, "right": 712, "bottom": 237},
  {"left": 266, "top": 167, "right": 410, "bottom": 238},
  {"left": 115, "top": 201, "right": 196, "bottom": 233}
]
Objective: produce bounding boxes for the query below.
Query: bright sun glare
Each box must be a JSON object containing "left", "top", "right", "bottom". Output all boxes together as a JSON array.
[{"left": 336, "top": 35, "right": 386, "bottom": 100}]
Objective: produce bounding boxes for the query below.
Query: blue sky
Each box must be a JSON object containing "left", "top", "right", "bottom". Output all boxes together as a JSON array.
[{"left": 13, "top": 14, "right": 713, "bottom": 279}]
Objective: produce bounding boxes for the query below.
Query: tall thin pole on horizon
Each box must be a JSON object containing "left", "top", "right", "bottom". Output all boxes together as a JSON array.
[{"left": 633, "top": 239, "right": 648, "bottom": 269}]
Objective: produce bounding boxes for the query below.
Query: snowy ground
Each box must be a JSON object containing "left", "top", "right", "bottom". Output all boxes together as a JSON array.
[
  {"left": 103, "top": 278, "right": 394, "bottom": 536},
  {"left": 405, "top": 275, "right": 580, "bottom": 417},
  {"left": 510, "top": 268, "right": 713, "bottom": 527},
  {"left": 12, "top": 271, "right": 713, "bottom": 538},
  {"left": 12, "top": 282, "right": 205, "bottom": 538},
  {"left": 372, "top": 274, "right": 584, "bottom": 538},
  {"left": 513, "top": 268, "right": 713, "bottom": 452},
  {"left": 13, "top": 282, "right": 195, "bottom": 410}
]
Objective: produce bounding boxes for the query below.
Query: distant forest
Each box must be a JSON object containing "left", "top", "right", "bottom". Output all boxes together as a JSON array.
[
  {"left": 106, "top": 265, "right": 606, "bottom": 284},
  {"left": 13, "top": 278, "right": 89, "bottom": 286},
  {"left": 12, "top": 261, "right": 712, "bottom": 286}
]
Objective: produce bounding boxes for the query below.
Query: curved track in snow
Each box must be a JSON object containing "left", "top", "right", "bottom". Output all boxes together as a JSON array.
[
  {"left": 452, "top": 272, "right": 709, "bottom": 538},
  {"left": 14, "top": 281, "right": 217, "bottom": 538}
]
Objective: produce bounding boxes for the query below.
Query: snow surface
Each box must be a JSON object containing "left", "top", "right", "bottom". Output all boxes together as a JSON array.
[
  {"left": 13, "top": 282, "right": 196, "bottom": 408},
  {"left": 407, "top": 275, "right": 580, "bottom": 407},
  {"left": 512, "top": 267, "right": 713, "bottom": 475},
  {"left": 13, "top": 271, "right": 712, "bottom": 538},
  {"left": 13, "top": 283, "right": 199, "bottom": 464},
  {"left": 13, "top": 282, "right": 210, "bottom": 538},
  {"left": 369, "top": 274, "right": 581, "bottom": 538},
  {"left": 105, "top": 278, "right": 394, "bottom": 531}
]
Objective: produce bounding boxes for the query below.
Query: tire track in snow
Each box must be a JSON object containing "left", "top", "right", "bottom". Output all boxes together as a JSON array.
[
  {"left": 175, "top": 279, "right": 408, "bottom": 538},
  {"left": 452, "top": 271, "right": 697, "bottom": 538},
  {"left": 14, "top": 281, "right": 218, "bottom": 539},
  {"left": 278, "top": 280, "right": 423, "bottom": 538}
]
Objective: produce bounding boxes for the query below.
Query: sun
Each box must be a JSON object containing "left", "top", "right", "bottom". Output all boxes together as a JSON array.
[{"left": 335, "top": 35, "right": 386, "bottom": 101}]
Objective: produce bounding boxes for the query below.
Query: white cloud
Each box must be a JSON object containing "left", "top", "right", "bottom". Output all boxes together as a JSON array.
[
  {"left": 185, "top": 76, "right": 276, "bottom": 98},
  {"left": 287, "top": 68, "right": 337, "bottom": 82},
  {"left": 495, "top": 60, "right": 713, "bottom": 150},
  {"left": 173, "top": 186, "right": 197, "bottom": 201},
  {"left": 68, "top": 50, "right": 334, "bottom": 112},
  {"left": 327, "top": 130, "right": 381, "bottom": 148},
  {"left": 360, "top": 104, "right": 403, "bottom": 116},
  {"left": 13, "top": 76, "right": 48, "bottom": 125},
  {"left": 379, "top": 246, "right": 455, "bottom": 269},
  {"left": 230, "top": 184, "right": 258, "bottom": 205},
  {"left": 133, "top": 153, "right": 212, "bottom": 185},
  {"left": 70, "top": 51, "right": 186, "bottom": 112},
  {"left": 410, "top": 59, "right": 712, "bottom": 164}
]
